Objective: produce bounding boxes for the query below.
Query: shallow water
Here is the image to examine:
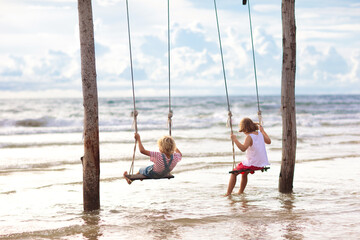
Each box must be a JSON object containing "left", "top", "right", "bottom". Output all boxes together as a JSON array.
[{"left": 1, "top": 95, "right": 360, "bottom": 239}]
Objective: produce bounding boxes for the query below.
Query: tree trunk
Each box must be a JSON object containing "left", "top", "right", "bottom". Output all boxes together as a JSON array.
[
  {"left": 77, "top": 0, "right": 100, "bottom": 211},
  {"left": 279, "top": 0, "right": 296, "bottom": 193}
]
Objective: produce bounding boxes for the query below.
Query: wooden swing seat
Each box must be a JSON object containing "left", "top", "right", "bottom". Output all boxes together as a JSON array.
[
  {"left": 125, "top": 173, "right": 174, "bottom": 181},
  {"left": 229, "top": 166, "right": 270, "bottom": 174}
]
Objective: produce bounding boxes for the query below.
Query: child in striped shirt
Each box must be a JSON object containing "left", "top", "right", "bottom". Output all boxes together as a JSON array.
[{"left": 124, "top": 133, "right": 182, "bottom": 184}]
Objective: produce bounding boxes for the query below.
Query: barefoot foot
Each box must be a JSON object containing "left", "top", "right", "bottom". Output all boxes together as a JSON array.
[{"left": 123, "top": 171, "right": 132, "bottom": 185}]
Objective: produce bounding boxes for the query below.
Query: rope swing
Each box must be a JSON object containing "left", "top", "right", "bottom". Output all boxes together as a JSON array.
[
  {"left": 245, "top": 0, "right": 262, "bottom": 125},
  {"left": 213, "top": 0, "right": 265, "bottom": 171},
  {"left": 125, "top": 0, "right": 173, "bottom": 178},
  {"left": 226, "top": 0, "right": 269, "bottom": 175},
  {"left": 125, "top": 0, "right": 138, "bottom": 175},
  {"left": 167, "top": 0, "right": 173, "bottom": 136},
  {"left": 213, "top": 0, "right": 236, "bottom": 170}
]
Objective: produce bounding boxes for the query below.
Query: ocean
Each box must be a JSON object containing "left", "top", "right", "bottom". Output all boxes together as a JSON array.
[{"left": 1, "top": 95, "right": 359, "bottom": 239}]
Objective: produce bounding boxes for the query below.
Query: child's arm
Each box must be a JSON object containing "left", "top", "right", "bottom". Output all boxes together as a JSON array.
[
  {"left": 231, "top": 134, "right": 252, "bottom": 152},
  {"left": 134, "top": 133, "right": 151, "bottom": 156},
  {"left": 175, "top": 148, "right": 182, "bottom": 156},
  {"left": 259, "top": 125, "right": 271, "bottom": 144}
]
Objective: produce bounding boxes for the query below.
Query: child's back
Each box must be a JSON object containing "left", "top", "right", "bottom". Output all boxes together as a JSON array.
[
  {"left": 244, "top": 132, "right": 269, "bottom": 167},
  {"left": 150, "top": 151, "right": 182, "bottom": 173}
]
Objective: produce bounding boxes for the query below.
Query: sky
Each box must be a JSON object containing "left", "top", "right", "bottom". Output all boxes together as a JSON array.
[{"left": 0, "top": 0, "right": 359, "bottom": 98}]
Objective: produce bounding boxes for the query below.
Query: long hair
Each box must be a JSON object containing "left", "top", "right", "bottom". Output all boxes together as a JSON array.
[
  {"left": 157, "top": 136, "right": 176, "bottom": 156},
  {"left": 239, "top": 118, "right": 259, "bottom": 133}
]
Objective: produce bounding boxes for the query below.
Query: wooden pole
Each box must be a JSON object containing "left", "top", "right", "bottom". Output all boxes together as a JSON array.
[
  {"left": 279, "top": 0, "right": 297, "bottom": 193},
  {"left": 77, "top": 0, "right": 100, "bottom": 211}
]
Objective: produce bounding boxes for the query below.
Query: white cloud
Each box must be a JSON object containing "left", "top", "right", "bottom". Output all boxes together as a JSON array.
[
  {"left": 344, "top": 50, "right": 360, "bottom": 84},
  {"left": 297, "top": 45, "right": 360, "bottom": 92},
  {"left": 95, "top": 0, "right": 121, "bottom": 7},
  {"left": 253, "top": 4, "right": 280, "bottom": 13},
  {"left": 0, "top": 0, "right": 359, "bottom": 97}
]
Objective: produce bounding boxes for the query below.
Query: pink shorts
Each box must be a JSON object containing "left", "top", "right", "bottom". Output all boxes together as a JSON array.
[{"left": 234, "top": 162, "right": 264, "bottom": 174}]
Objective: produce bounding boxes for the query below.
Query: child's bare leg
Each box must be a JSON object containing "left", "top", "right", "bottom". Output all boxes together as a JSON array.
[
  {"left": 225, "top": 173, "right": 237, "bottom": 196},
  {"left": 123, "top": 171, "right": 132, "bottom": 185},
  {"left": 238, "top": 173, "right": 249, "bottom": 194}
]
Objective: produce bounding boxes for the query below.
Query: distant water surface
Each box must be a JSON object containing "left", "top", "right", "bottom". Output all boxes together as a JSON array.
[{"left": 0, "top": 95, "right": 359, "bottom": 239}]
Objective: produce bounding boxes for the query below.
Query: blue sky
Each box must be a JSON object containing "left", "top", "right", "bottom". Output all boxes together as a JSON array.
[{"left": 0, "top": 0, "right": 359, "bottom": 98}]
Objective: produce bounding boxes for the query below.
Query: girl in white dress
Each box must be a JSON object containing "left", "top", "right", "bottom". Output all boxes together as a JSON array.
[{"left": 225, "top": 118, "right": 271, "bottom": 196}]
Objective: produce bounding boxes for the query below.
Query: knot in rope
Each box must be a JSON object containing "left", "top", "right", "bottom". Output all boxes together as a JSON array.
[
  {"left": 131, "top": 110, "right": 138, "bottom": 131},
  {"left": 226, "top": 111, "right": 233, "bottom": 128},
  {"left": 167, "top": 110, "right": 173, "bottom": 130},
  {"left": 257, "top": 110, "right": 263, "bottom": 126},
  {"left": 131, "top": 110, "right": 138, "bottom": 118},
  {"left": 168, "top": 110, "right": 173, "bottom": 119}
]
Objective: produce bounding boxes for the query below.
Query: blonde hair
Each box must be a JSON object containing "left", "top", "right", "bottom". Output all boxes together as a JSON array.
[
  {"left": 239, "top": 118, "right": 259, "bottom": 133},
  {"left": 157, "top": 136, "right": 176, "bottom": 156}
]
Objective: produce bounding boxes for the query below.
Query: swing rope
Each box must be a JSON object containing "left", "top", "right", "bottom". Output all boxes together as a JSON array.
[
  {"left": 246, "top": 0, "right": 262, "bottom": 125},
  {"left": 213, "top": 0, "right": 236, "bottom": 169},
  {"left": 167, "top": 0, "right": 173, "bottom": 136},
  {"left": 125, "top": 0, "right": 137, "bottom": 175},
  {"left": 126, "top": 0, "right": 172, "bottom": 175}
]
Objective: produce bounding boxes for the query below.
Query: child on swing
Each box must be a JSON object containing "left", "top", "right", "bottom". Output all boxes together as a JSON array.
[
  {"left": 123, "top": 133, "right": 182, "bottom": 184},
  {"left": 225, "top": 117, "right": 271, "bottom": 196}
]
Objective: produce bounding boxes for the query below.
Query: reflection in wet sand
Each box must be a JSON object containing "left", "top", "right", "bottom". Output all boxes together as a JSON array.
[
  {"left": 82, "top": 211, "right": 102, "bottom": 240},
  {"left": 278, "top": 193, "right": 304, "bottom": 240}
]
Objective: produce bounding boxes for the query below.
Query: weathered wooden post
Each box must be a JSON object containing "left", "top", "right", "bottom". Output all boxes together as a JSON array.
[
  {"left": 77, "top": 0, "right": 100, "bottom": 211},
  {"left": 279, "top": 0, "right": 296, "bottom": 193}
]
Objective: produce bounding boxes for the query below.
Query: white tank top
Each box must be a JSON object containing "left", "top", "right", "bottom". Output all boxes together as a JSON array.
[{"left": 243, "top": 131, "right": 269, "bottom": 167}]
